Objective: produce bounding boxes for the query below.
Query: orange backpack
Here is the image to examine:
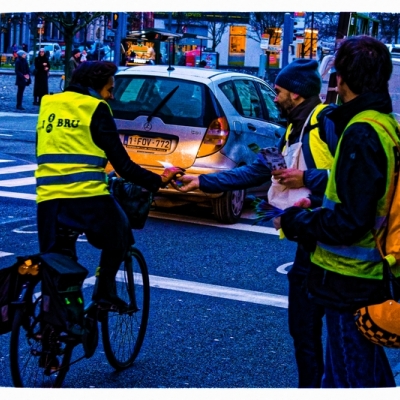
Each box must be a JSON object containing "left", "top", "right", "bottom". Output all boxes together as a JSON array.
[{"left": 365, "top": 117, "right": 400, "bottom": 267}]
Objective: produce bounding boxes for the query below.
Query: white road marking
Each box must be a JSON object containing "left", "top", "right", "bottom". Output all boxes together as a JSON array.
[
  {"left": 0, "top": 159, "right": 15, "bottom": 161},
  {"left": 0, "top": 164, "right": 37, "bottom": 174},
  {"left": 0, "top": 190, "right": 36, "bottom": 200},
  {"left": 0, "top": 112, "right": 38, "bottom": 117},
  {"left": 116, "top": 270, "right": 288, "bottom": 309},
  {"left": 276, "top": 262, "right": 293, "bottom": 275},
  {"left": 149, "top": 211, "right": 279, "bottom": 235},
  {"left": 0, "top": 129, "right": 34, "bottom": 133},
  {"left": 0, "top": 177, "right": 36, "bottom": 186},
  {"left": 0, "top": 251, "right": 13, "bottom": 257},
  {"left": 12, "top": 224, "right": 38, "bottom": 233},
  {"left": 38, "top": 273, "right": 289, "bottom": 310}
]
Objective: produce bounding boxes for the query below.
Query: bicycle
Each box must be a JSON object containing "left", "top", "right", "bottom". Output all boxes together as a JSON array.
[{"left": 8, "top": 226, "right": 150, "bottom": 388}]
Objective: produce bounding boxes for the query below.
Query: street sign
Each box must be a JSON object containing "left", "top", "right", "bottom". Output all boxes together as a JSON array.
[{"left": 260, "top": 37, "right": 270, "bottom": 49}]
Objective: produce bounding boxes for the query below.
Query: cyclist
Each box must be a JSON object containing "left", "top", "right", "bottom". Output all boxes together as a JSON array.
[{"left": 35, "top": 61, "right": 183, "bottom": 309}]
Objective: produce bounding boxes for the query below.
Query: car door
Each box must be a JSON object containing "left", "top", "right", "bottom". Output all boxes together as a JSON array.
[{"left": 219, "top": 78, "right": 283, "bottom": 163}]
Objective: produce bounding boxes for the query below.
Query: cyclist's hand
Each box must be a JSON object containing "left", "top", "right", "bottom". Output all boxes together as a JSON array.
[
  {"left": 171, "top": 175, "right": 199, "bottom": 192},
  {"left": 160, "top": 167, "right": 185, "bottom": 187}
]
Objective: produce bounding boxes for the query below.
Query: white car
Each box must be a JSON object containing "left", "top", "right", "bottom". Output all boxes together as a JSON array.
[
  {"left": 386, "top": 44, "right": 400, "bottom": 59},
  {"left": 109, "top": 65, "right": 285, "bottom": 223},
  {"left": 29, "top": 42, "right": 62, "bottom": 63}
]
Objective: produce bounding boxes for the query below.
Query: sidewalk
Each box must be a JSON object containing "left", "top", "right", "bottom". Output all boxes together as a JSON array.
[{"left": 0, "top": 68, "right": 64, "bottom": 115}]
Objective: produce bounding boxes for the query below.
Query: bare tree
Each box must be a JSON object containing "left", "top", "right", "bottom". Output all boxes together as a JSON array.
[
  {"left": 248, "top": 12, "right": 285, "bottom": 44},
  {"left": 207, "top": 19, "right": 230, "bottom": 51},
  {"left": 39, "top": 12, "right": 106, "bottom": 86},
  {"left": 371, "top": 13, "right": 400, "bottom": 43}
]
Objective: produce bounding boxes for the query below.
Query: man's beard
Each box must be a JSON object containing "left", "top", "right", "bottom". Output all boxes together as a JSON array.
[{"left": 277, "top": 101, "right": 294, "bottom": 118}]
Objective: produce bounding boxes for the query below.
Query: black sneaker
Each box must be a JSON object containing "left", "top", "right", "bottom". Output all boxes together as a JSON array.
[{"left": 16, "top": 106, "right": 25, "bottom": 110}]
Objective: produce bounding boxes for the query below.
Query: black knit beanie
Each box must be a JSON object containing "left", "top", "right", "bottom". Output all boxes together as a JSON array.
[{"left": 275, "top": 59, "right": 321, "bottom": 98}]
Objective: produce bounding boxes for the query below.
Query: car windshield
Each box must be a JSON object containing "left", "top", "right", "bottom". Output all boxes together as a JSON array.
[{"left": 110, "top": 75, "right": 218, "bottom": 127}]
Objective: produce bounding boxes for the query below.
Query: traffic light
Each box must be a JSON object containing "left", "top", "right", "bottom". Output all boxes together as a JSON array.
[
  {"left": 112, "top": 13, "right": 119, "bottom": 29},
  {"left": 293, "top": 12, "right": 306, "bottom": 41}
]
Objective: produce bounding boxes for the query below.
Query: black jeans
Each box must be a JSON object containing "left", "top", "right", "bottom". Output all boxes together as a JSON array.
[
  {"left": 16, "top": 84, "right": 26, "bottom": 107},
  {"left": 323, "top": 307, "right": 395, "bottom": 387},
  {"left": 37, "top": 195, "right": 134, "bottom": 282},
  {"left": 287, "top": 248, "right": 325, "bottom": 388}
]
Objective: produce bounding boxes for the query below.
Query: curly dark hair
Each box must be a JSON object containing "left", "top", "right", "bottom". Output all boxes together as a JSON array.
[
  {"left": 70, "top": 61, "right": 118, "bottom": 91},
  {"left": 334, "top": 35, "right": 392, "bottom": 95}
]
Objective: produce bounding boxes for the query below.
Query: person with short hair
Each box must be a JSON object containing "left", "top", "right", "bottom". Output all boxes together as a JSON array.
[
  {"left": 35, "top": 61, "right": 183, "bottom": 309},
  {"left": 276, "top": 35, "right": 400, "bottom": 388}
]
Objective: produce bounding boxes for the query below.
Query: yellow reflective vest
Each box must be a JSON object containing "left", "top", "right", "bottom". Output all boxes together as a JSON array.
[
  {"left": 311, "top": 110, "right": 400, "bottom": 279},
  {"left": 283, "top": 103, "right": 334, "bottom": 169},
  {"left": 35, "top": 91, "right": 110, "bottom": 203}
]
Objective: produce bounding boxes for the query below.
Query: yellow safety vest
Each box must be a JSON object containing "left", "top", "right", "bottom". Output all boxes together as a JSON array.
[
  {"left": 35, "top": 91, "right": 110, "bottom": 203},
  {"left": 283, "top": 103, "right": 333, "bottom": 169},
  {"left": 311, "top": 110, "right": 400, "bottom": 279}
]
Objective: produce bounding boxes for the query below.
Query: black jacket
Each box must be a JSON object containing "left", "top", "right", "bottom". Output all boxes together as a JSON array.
[
  {"left": 65, "top": 84, "right": 162, "bottom": 193},
  {"left": 14, "top": 56, "right": 30, "bottom": 86},
  {"left": 281, "top": 92, "right": 391, "bottom": 248},
  {"left": 280, "top": 91, "right": 397, "bottom": 309}
]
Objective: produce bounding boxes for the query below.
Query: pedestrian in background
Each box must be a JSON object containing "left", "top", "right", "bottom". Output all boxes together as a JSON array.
[
  {"left": 80, "top": 49, "right": 88, "bottom": 62},
  {"left": 33, "top": 48, "right": 50, "bottom": 106},
  {"left": 175, "top": 59, "right": 338, "bottom": 388},
  {"left": 12, "top": 43, "right": 18, "bottom": 58},
  {"left": 65, "top": 49, "right": 81, "bottom": 88},
  {"left": 14, "top": 50, "right": 31, "bottom": 110},
  {"left": 276, "top": 35, "right": 399, "bottom": 388}
]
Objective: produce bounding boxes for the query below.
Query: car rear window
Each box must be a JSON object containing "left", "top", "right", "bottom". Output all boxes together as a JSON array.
[{"left": 111, "top": 75, "right": 219, "bottom": 127}]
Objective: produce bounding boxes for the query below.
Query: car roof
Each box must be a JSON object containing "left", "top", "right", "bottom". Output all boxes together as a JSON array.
[{"left": 116, "top": 65, "right": 264, "bottom": 85}]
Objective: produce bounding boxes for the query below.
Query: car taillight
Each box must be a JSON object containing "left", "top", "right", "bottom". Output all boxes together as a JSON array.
[{"left": 197, "top": 117, "right": 230, "bottom": 158}]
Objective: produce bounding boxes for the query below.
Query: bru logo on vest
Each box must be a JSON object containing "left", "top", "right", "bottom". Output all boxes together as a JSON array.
[
  {"left": 57, "top": 119, "right": 80, "bottom": 128},
  {"left": 40, "top": 113, "right": 80, "bottom": 134}
]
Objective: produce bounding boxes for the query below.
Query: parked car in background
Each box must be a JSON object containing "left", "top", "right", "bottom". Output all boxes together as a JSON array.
[
  {"left": 386, "top": 44, "right": 400, "bottom": 59},
  {"left": 28, "top": 42, "right": 62, "bottom": 63},
  {"left": 108, "top": 65, "right": 285, "bottom": 223}
]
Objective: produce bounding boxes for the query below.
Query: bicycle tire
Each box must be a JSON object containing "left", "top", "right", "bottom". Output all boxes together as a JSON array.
[
  {"left": 101, "top": 246, "right": 150, "bottom": 369},
  {"left": 10, "top": 296, "right": 74, "bottom": 388}
]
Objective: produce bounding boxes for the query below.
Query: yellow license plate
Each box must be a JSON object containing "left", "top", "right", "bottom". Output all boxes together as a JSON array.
[{"left": 123, "top": 135, "right": 171, "bottom": 152}]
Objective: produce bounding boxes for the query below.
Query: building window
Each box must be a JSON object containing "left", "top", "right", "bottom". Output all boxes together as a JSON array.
[{"left": 229, "top": 26, "right": 246, "bottom": 53}]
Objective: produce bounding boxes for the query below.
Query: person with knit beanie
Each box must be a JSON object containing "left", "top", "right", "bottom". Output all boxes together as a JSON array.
[
  {"left": 268, "top": 58, "right": 337, "bottom": 387},
  {"left": 175, "top": 59, "right": 338, "bottom": 387},
  {"left": 14, "top": 50, "right": 30, "bottom": 110},
  {"left": 275, "top": 59, "right": 322, "bottom": 99}
]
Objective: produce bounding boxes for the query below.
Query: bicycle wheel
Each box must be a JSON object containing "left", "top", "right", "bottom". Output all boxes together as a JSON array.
[
  {"left": 101, "top": 246, "right": 150, "bottom": 369},
  {"left": 10, "top": 295, "right": 74, "bottom": 388}
]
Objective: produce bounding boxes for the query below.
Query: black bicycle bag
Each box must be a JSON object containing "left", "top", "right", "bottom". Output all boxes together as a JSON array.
[
  {"left": 0, "top": 264, "right": 19, "bottom": 334},
  {"left": 40, "top": 253, "right": 88, "bottom": 336}
]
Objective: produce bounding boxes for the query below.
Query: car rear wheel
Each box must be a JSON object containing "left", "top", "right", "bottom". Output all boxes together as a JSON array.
[{"left": 212, "top": 189, "right": 246, "bottom": 224}]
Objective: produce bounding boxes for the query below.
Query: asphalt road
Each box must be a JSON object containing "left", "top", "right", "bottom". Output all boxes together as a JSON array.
[{"left": 0, "top": 78, "right": 400, "bottom": 397}]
